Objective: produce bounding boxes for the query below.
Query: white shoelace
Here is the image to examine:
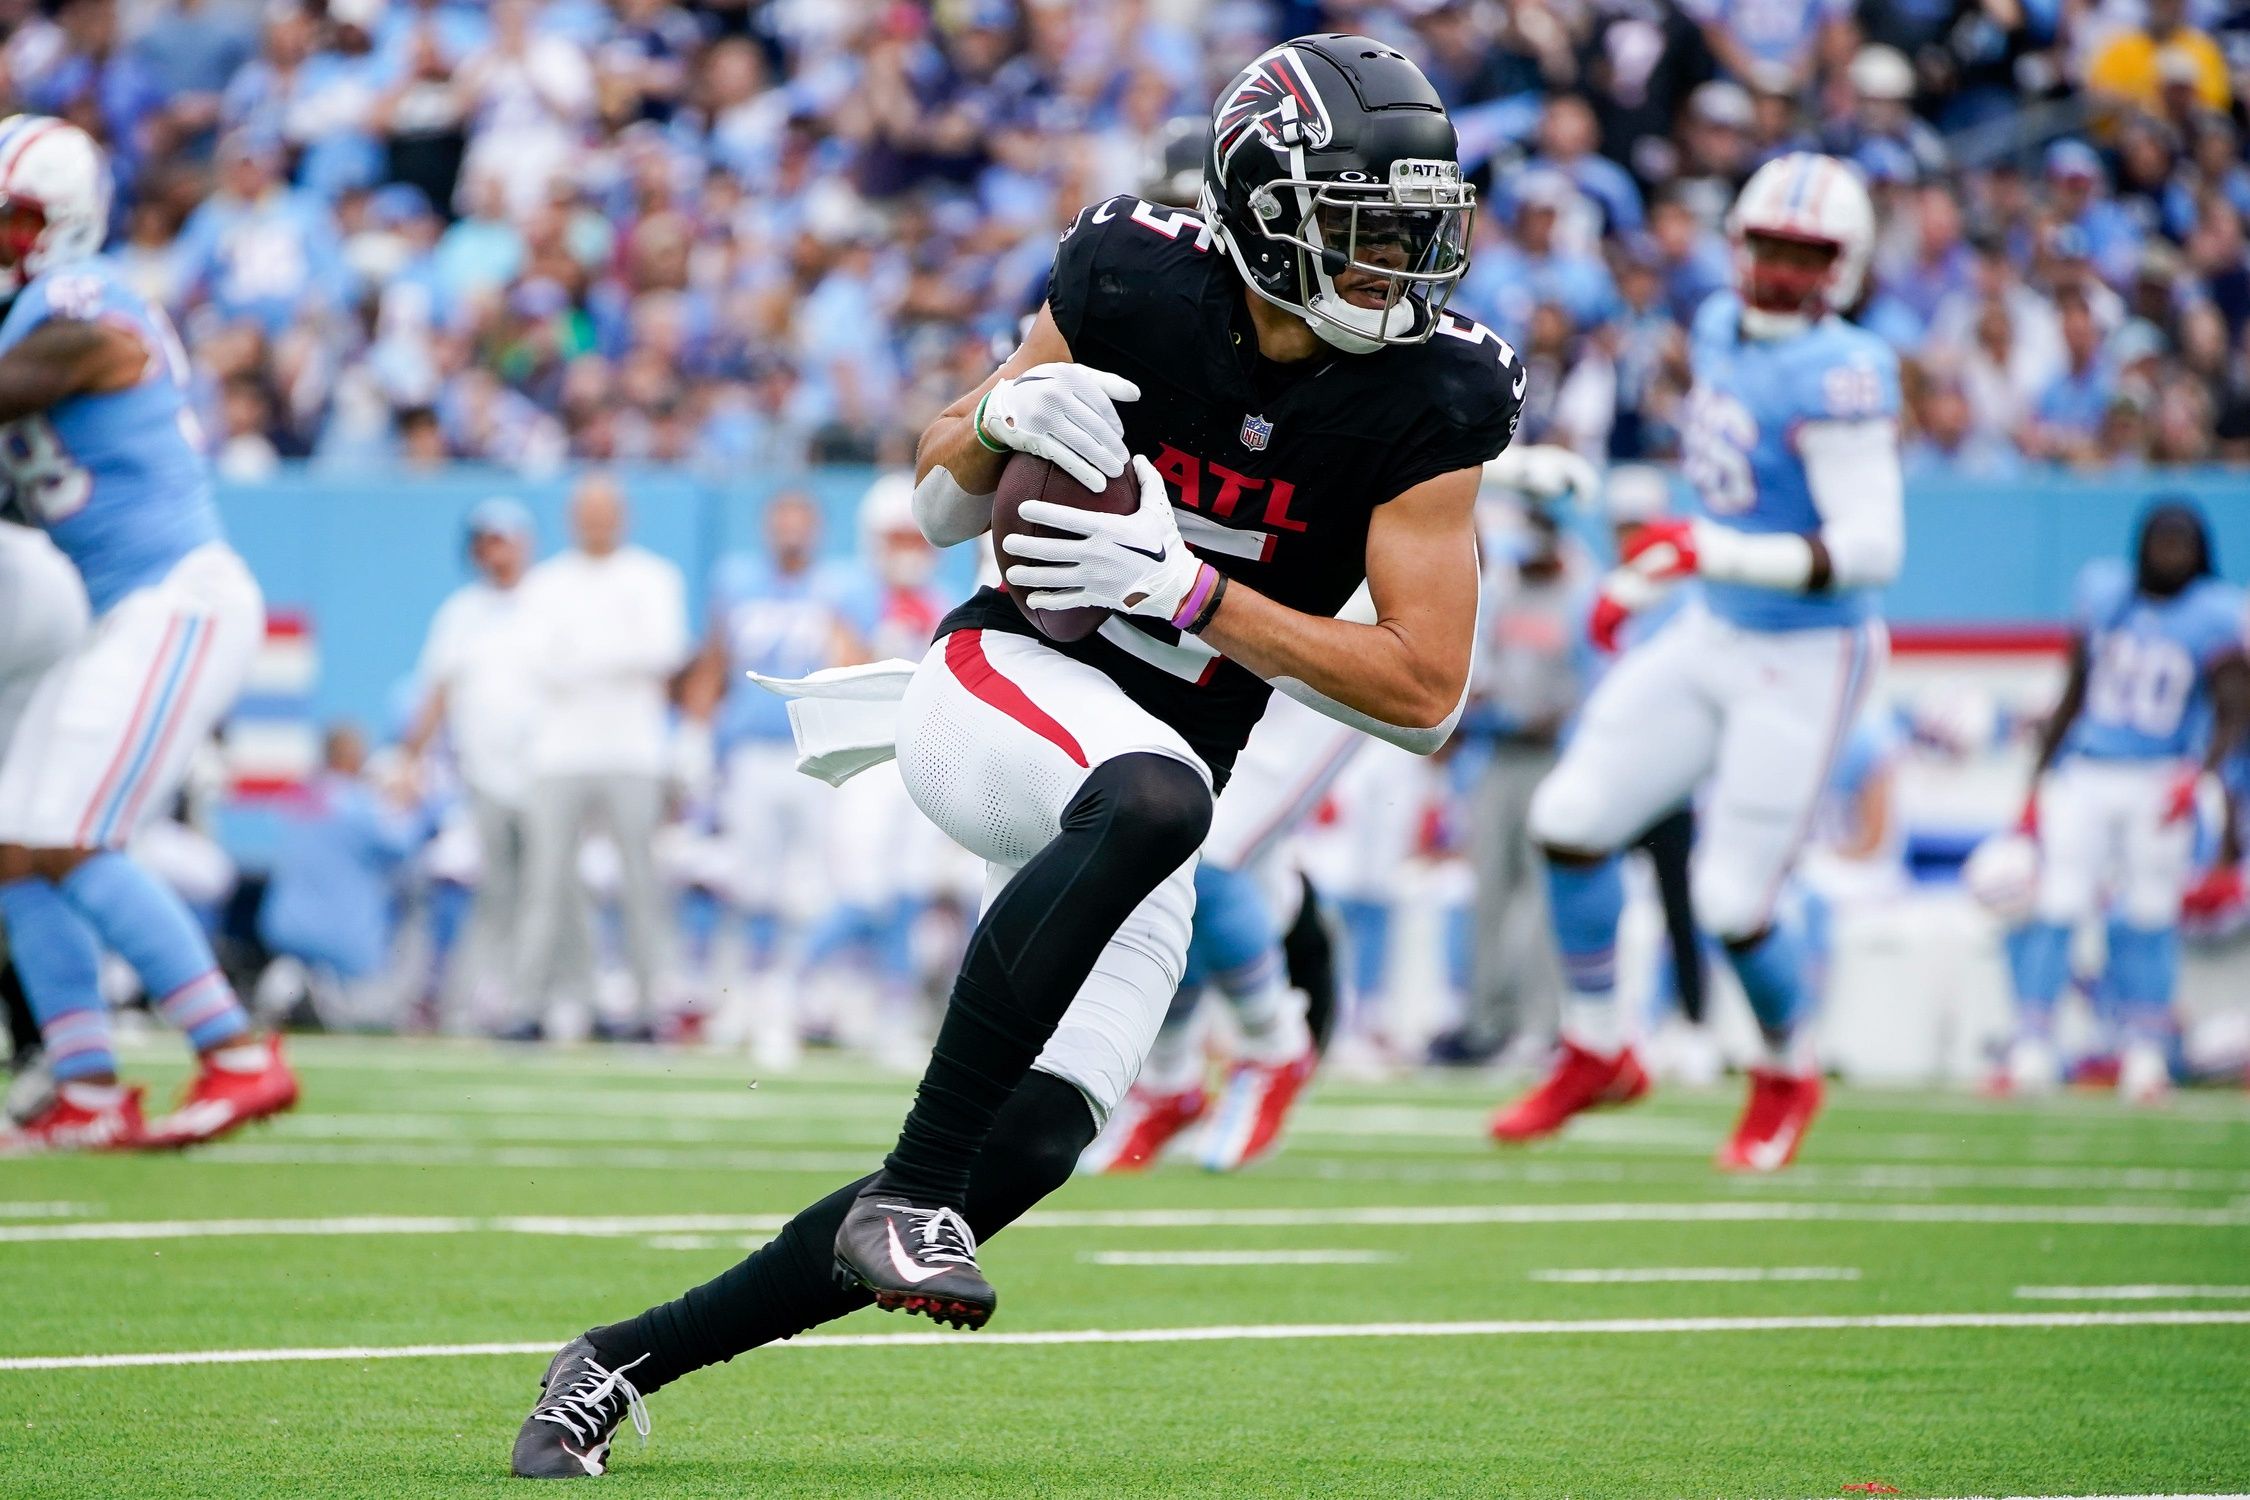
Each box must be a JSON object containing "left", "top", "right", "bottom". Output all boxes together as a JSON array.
[
  {"left": 533, "top": 1350, "right": 652, "bottom": 1449},
  {"left": 880, "top": 1202, "right": 981, "bottom": 1268}
]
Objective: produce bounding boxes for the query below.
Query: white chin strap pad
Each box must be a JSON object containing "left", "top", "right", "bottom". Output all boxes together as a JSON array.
[{"left": 1738, "top": 303, "right": 1815, "bottom": 341}]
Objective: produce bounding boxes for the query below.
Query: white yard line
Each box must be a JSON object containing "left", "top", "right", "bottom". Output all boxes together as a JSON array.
[
  {"left": 2014, "top": 1285, "right": 2250, "bottom": 1301},
  {"left": 199, "top": 1141, "right": 883, "bottom": 1174},
  {"left": 1531, "top": 1267, "right": 1861, "bottom": 1284},
  {"left": 165, "top": 1137, "right": 2250, "bottom": 1195},
  {"left": 1081, "top": 1250, "right": 1400, "bottom": 1266},
  {"left": 7, "top": 1309, "right": 2247, "bottom": 1373},
  {"left": 6, "top": 1200, "right": 2248, "bottom": 1245}
]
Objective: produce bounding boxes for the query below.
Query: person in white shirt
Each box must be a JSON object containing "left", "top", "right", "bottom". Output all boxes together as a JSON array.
[
  {"left": 405, "top": 497, "right": 547, "bottom": 1026},
  {"left": 511, "top": 473, "right": 688, "bottom": 1036}
]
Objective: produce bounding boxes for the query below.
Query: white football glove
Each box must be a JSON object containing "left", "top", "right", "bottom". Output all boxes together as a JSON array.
[
  {"left": 1001, "top": 454, "right": 1214, "bottom": 625},
  {"left": 1482, "top": 444, "right": 1601, "bottom": 509},
  {"left": 978, "top": 363, "right": 1140, "bottom": 493}
]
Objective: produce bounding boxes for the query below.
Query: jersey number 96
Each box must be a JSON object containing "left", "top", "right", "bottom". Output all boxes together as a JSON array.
[{"left": 0, "top": 416, "right": 93, "bottom": 526}]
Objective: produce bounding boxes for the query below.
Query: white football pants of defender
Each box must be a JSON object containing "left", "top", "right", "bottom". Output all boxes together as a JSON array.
[
  {"left": 721, "top": 738, "right": 834, "bottom": 935},
  {"left": 1529, "top": 603, "right": 1885, "bottom": 941},
  {"left": 0, "top": 523, "right": 89, "bottom": 751},
  {"left": 1205, "top": 688, "right": 1362, "bottom": 901},
  {"left": 0, "top": 542, "right": 262, "bottom": 850},
  {"left": 2033, "top": 759, "right": 2195, "bottom": 928},
  {"left": 893, "top": 627, "right": 1207, "bottom": 1125}
]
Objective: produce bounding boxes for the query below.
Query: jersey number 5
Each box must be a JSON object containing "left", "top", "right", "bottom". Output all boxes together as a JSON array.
[{"left": 0, "top": 415, "right": 93, "bottom": 525}]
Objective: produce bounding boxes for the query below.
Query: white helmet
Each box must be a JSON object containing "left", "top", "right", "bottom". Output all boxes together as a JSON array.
[
  {"left": 857, "top": 470, "right": 933, "bottom": 587},
  {"left": 1962, "top": 832, "right": 2040, "bottom": 924},
  {"left": 1725, "top": 152, "right": 1873, "bottom": 339},
  {"left": 0, "top": 116, "right": 111, "bottom": 299}
]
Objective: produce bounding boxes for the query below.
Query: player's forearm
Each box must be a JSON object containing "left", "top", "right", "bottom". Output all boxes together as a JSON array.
[
  {"left": 1201, "top": 583, "right": 1467, "bottom": 734},
  {"left": 911, "top": 376, "right": 1009, "bottom": 546},
  {"left": 0, "top": 319, "right": 140, "bottom": 423},
  {"left": 2201, "top": 656, "right": 2250, "bottom": 774}
]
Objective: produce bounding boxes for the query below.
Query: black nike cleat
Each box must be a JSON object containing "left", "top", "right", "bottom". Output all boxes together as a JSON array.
[
  {"left": 509, "top": 1335, "right": 651, "bottom": 1479},
  {"left": 832, "top": 1189, "right": 996, "bottom": 1329}
]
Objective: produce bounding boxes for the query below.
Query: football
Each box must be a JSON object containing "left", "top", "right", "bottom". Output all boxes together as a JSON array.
[{"left": 991, "top": 452, "right": 1138, "bottom": 642}]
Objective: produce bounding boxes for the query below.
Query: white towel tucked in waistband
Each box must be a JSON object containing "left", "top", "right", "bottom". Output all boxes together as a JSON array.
[{"left": 743, "top": 659, "right": 918, "bottom": 787}]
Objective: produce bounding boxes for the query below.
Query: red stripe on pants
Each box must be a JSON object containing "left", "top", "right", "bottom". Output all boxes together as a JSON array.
[{"left": 943, "top": 630, "right": 1090, "bottom": 769}]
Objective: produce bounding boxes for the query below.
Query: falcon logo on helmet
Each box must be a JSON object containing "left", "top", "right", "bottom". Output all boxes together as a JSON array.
[
  {"left": 1725, "top": 151, "right": 1874, "bottom": 340},
  {"left": 0, "top": 115, "right": 111, "bottom": 300},
  {"left": 1214, "top": 48, "right": 1334, "bottom": 171},
  {"left": 1199, "top": 35, "right": 1475, "bottom": 356}
]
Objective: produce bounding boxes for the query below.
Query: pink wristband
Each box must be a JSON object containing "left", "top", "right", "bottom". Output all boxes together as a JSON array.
[{"left": 1168, "top": 563, "right": 1221, "bottom": 633}]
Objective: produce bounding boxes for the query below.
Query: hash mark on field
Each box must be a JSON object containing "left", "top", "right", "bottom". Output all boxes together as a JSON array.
[
  {"left": 1530, "top": 1267, "right": 1861, "bottom": 1284},
  {"left": 2014, "top": 1284, "right": 2250, "bottom": 1300},
  {"left": 8, "top": 1309, "right": 2249, "bottom": 1373},
  {"left": 1082, "top": 1250, "right": 1400, "bottom": 1267},
  {"left": 7, "top": 1200, "right": 2250, "bottom": 1244},
  {"left": 0, "top": 1202, "right": 98, "bottom": 1220}
]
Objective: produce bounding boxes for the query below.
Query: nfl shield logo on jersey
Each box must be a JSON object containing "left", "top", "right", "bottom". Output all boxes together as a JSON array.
[{"left": 1239, "top": 413, "right": 1273, "bottom": 451}]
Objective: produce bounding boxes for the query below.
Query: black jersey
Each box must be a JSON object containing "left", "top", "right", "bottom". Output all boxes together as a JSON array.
[{"left": 940, "top": 193, "right": 1524, "bottom": 781}]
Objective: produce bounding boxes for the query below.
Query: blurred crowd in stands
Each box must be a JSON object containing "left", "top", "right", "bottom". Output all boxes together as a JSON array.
[{"left": 4, "top": 0, "right": 2248, "bottom": 480}]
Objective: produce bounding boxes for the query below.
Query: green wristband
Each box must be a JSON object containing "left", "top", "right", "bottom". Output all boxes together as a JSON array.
[{"left": 973, "top": 390, "right": 1008, "bottom": 455}]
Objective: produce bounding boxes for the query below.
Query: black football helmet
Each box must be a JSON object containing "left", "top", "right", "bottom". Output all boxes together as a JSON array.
[{"left": 1199, "top": 35, "right": 1473, "bottom": 354}]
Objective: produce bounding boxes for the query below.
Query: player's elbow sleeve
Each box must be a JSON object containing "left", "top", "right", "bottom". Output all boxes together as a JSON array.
[
  {"left": 1820, "top": 515, "right": 1903, "bottom": 589},
  {"left": 912, "top": 466, "right": 994, "bottom": 548}
]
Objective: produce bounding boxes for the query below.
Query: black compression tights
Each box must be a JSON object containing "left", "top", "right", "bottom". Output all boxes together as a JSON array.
[
  {"left": 876, "top": 751, "right": 1210, "bottom": 1204},
  {"left": 589, "top": 1070, "right": 1097, "bottom": 1391}
]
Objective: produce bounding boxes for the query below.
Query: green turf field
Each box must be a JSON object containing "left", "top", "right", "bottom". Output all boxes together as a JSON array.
[{"left": 2, "top": 1036, "right": 2246, "bottom": 1499}]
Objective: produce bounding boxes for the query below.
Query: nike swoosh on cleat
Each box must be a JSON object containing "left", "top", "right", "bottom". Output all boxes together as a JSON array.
[
  {"left": 1745, "top": 1126, "right": 1799, "bottom": 1172},
  {"left": 884, "top": 1219, "right": 950, "bottom": 1284}
]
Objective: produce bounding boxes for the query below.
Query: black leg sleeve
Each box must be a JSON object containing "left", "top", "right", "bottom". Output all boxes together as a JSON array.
[
  {"left": 588, "top": 1072, "right": 1099, "bottom": 1392},
  {"left": 878, "top": 752, "right": 1208, "bottom": 1203}
]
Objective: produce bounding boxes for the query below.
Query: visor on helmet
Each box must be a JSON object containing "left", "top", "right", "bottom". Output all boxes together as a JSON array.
[{"left": 1248, "top": 163, "right": 1474, "bottom": 347}]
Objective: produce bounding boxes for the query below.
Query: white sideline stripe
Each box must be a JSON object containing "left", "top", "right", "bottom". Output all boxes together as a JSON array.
[
  {"left": 1082, "top": 1250, "right": 1400, "bottom": 1267},
  {"left": 8, "top": 1200, "right": 2250, "bottom": 1244},
  {"left": 9, "top": 1309, "right": 2249, "bottom": 1373},
  {"left": 1531, "top": 1267, "right": 1861, "bottom": 1284},
  {"left": 2014, "top": 1285, "right": 2250, "bottom": 1301}
]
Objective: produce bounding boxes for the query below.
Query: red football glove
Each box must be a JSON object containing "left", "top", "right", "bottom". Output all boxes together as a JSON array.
[
  {"left": 1589, "top": 592, "right": 1633, "bottom": 652},
  {"left": 2161, "top": 766, "right": 2203, "bottom": 825},
  {"left": 1618, "top": 518, "right": 1701, "bottom": 579},
  {"left": 2182, "top": 864, "right": 2246, "bottom": 920}
]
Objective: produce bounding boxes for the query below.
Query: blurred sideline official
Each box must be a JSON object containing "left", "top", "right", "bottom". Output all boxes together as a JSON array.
[
  {"left": 511, "top": 474, "right": 689, "bottom": 1035},
  {"left": 406, "top": 498, "right": 540, "bottom": 1023}
]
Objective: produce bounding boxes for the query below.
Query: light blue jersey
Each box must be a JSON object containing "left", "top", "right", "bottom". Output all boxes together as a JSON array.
[
  {"left": 2064, "top": 558, "right": 2245, "bottom": 763},
  {"left": 0, "top": 258, "right": 219, "bottom": 613},
  {"left": 710, "top": 555, "right": 856, "bottom": 749},
  {"left": 1681, "top": 292, "right": 1899, "bottom": 634}
]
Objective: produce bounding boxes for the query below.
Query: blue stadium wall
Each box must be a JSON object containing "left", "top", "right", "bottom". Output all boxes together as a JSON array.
[{"left": 220, "top": 465, "right": 2250, "bottom": 729}]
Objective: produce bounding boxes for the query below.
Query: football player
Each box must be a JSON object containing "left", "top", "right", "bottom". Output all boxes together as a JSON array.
[
  {"left": 682, "top": 491, "right": 864, "bottom": 1066},
  {"left": 0, "top": 117, "right": 297, "bottom": 1154},
  {"left": 512, "top": 36, "right": 1521, "bottom": 1477},
  {"left": 1490, "top": 153, "right": 1902, "bottom": 1172},
  {"left": 2003, "top": 500, "right": 2246, "bottom": 1102}
]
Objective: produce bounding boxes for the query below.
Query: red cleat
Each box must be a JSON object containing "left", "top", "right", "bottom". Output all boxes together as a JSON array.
[
  {"left": 145, "top": 1034, "right": 300, "bottom": 1148},
  {"left": 1715, "top": 1069, "right": 1823, "bottom": 1172},
  {"left": 1081, "top": 1084, "right": 1208, "bottom": 1173},
  {"left": 1201, "top": 1049, "right": 1317, "bottom": 1172},
  {"left": 0, "top": 1084, "right": 148, "bottom": 1155},
  {"left": 1490, "top": 1041, "right": 1649, "bottom": 1143}
]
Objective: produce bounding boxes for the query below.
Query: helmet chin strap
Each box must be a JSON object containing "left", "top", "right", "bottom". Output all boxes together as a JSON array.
[{"left": 1739, "top": 303, "right": 1814, "bottom": 341}]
